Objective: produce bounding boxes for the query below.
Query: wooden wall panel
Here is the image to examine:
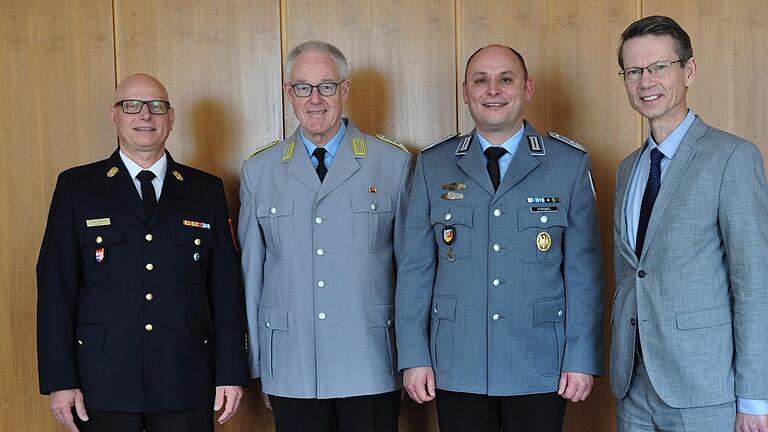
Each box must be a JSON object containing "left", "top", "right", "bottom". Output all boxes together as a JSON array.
[
  {"left": 0, "top": 0, "right": 116, "bottom": 431},
  {"left": 282, "top": 0, "right": 457, "bottom": 150},
  {"left": 644, "top": 0, "right": 768, "bottom": 167}
]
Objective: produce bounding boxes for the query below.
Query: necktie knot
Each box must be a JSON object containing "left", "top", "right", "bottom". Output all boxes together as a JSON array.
[
  {"left": 137, "top": 170, "right": 156, "bottom": 183},
  {"left": 484, "top": 146, "right": 507, "bottom": 160},
  {"left": 313, "top": 147, "right": 328, "bottom": 182}
]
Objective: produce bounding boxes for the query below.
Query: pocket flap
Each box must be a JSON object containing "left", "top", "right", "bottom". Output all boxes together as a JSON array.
[
  {"left": 175, "top": 226, "right": 218, "bottom": 247},
  {"left": 365, "top": 304, "right": 395, "bottom": 328},
  {"left": 431, "top": 295, "right": 457, "bottom": 321},
  {"left": 256, "top": 199, "right": 294, "bottom": 217},
  {"left": 259, "top": 307, "right": 289, "bottom": 331},
  {"left": 518, "top": 207, "right": 568, "bottom": 230},
  {"left": 75, "top": 323, "right": 106, "bottom": 349},
  {"left": 430, "top": 203, "right": 473, "bottom": 227},
  {"left": 351, "top": 195, "right": 392, "bottom": 213},
  {"left": 533, "top": 296, "right": 565, "bottom": 326},
  {"left": 676, "top": 305, "right": 732, "bottom": 330},
  {"left": 79, "top": 227, "right": 126, "bottom": 247}
]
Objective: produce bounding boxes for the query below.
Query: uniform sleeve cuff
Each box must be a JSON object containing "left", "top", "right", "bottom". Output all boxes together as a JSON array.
[{"left": 737, "top": 398, "right": 768, "bottom": 415}]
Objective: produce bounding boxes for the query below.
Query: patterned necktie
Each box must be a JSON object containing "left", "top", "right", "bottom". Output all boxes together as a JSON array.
[
  {"left": 484, "top": 146, "right": 507, "bottom": 191},
  {"left": 635, "top": 148, "right": 664, "bottom": 258},
  {"left": 313, "top": 147, "right": 328, "bottom": 182},
  {"left": 136, "top": 170, "right": 157, "bottom": 219}
]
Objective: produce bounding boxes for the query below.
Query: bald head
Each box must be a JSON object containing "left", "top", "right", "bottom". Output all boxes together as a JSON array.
[
  {"left": 464, "top": 44, "right": 528, "bottom": 81},
  {"left": 114, "top": 73, "right": 170, "bottom": 104}
]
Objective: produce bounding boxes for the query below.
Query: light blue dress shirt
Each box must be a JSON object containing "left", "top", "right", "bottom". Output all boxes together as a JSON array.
[
  {"left": 119, "top": 150, "right": 167, "bottom": 200},
  {"left": 300, "top": 120, "right": 346, "bottom": 171},
  {"left": 476, "top": 123, "right": 525, "bottom": 181},
  {"left": 625, "top": 110, "right": 768, "bottom": 415}
]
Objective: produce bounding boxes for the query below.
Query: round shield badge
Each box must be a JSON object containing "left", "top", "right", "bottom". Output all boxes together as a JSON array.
[{"left": 536, "top": 231, "right": 552, "bottom": 252}]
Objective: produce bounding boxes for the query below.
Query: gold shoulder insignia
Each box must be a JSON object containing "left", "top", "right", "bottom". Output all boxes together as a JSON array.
[
  {"left": 548, "top": 132, "right": 587, "bottom": 153},
  {"left": 422, "top": 133, "right": 460, "bottom": 153},
  {"left": 375, "top": 133, "right": 410, "bottom": 153},
  {"left": 248, "top": 139, "right": 281, "bottom": 159}
]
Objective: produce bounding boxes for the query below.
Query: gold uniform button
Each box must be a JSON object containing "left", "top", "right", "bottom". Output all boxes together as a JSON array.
[
  {"left": 145, "top": 234, "right": 153, "bottom": 241},
  {"left": 145, "top": 263, "right": 154, "bottom": 271},
  {"left": 194, "top": 238, "right": 201, "bottom": 246},
  {"left": 145, "top": 293, "right": 154, "bottom": 301},
  {"left": 145, "top": 324, "right": 154, "bottom": 331},
  {"left": 96, "top": 236, "right": 103, "bottom": 244}
]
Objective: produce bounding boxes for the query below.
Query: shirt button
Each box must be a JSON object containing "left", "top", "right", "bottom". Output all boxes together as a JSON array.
[
  {"left": 270, "top": 207, "right": 277, "bottom": 215},
  {"left": 194, "top": 238, "right": 202, "bottom": 246},
  {"left": 493, "top": 209, "right": 502, "bottom": 217},
  {"left": 317, "top": 280, "right": 325, "bottom": 288},
  {"left": 370, "top": 203, "right": 377, "bottom": 211},
  {"left": 540, "top": 215, "right": 549, "bottom": 224},
  {"left": 492, "top": 279, "right": 500, "bottom": 287},
  {"left": 96, "top": 236, "right": 103, "bottom": 244},
  {"left": 316, "top": 248, "right": 324, "bottom": 256},
  {"left": 145, "top": 293, "right": 154, "bottom": 301},
  {"left": 492, "top": 243, "right": 501, "bottom": 252},
  {"left": 145, "top": 263, "right": 154, "bottom": 271},
  {"left": 638, "top": 270, "right": 646, "bottom": 278},
  {"left": 318, "top": 312, "right": 327, "bottom": 320},
  {"left": 444, "top": 213, "right": 452, "bottom": 221},
  {"left": 492, "top": 313, "right": 500, "bottom": 321},
  {"left": 145, "top": 233, "right": 153, "bottom": 241},
  {"left": 145, "top": 324, "right": 154, "bottom": 332},
  {"left": 315, "top": 217, "right": 323, "bottom": 224}
]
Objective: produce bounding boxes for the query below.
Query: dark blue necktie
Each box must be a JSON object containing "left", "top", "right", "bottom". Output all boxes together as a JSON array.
[
  {"left": 484, "top": 146, "right": 507, "bottom": 190},
  {"left": 313, "top": 147, "right": 328, "bottom": 182},
  {"left": 635, "top": 148, "right": 664, "bottom": 258}
]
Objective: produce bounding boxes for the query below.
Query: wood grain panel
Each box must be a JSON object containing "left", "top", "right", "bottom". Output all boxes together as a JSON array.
[
  {"left": 282, "top": 0, "right": 456, "bottom": 150},
  {"left": 0, "top": 0, "right": 116, "bottom": 430},
  {"left": 113, "top": 1, "right": 282, "bottom": 430},
  {"left": 643, "top": 0, "right": 768, "bottom": 167}
]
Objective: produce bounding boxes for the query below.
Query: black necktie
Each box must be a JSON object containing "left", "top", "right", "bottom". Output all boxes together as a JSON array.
[
  {"left": 137, "top": 170, "right": 157, "bottom": 219},
  {"left": 313, "top": 147, "right": 328, "bottom": 182},
  {"left": 635, "top": 148, "right": 664, "bottom": 258},
  {"left": 484, "top": 146, "right": 507, "bottom": 191}
]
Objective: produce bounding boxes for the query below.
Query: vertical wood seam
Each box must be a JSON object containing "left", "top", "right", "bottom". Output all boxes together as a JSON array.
[
  {"left": 636, "top": 0, "right": 644, "bottom": 148},
  {"left": 454, "top": 0, "right": 461, "bottom": 134},
  {"left": 111, "top": 0, "right": 119, "bottom": 87},
  {"left": 279, "top": 0, "right": 288, "bottom": 140}
]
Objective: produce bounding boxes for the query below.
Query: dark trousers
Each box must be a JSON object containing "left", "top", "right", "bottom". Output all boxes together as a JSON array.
[
  {"left": 269, "top": 391, "right": 401, "bottom": 432},
  {"left": 74, "top": 403, "right": 213, "bottom": 432},
  {"left": 436, "top": 389, "right": 566, "bottom": 432}
]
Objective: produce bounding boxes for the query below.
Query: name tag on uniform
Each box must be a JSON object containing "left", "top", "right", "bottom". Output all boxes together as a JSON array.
[
  {"left": 86, "top": 217, "right": 111, "bottom": 227},
  {"left": 530, "top": 206, "right": 559, "bottom": 213}
]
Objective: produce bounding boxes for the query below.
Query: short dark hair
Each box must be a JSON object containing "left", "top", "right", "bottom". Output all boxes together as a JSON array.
[
  {"left": 464, "top": 45, "right": 528, "bottom": 81},
  {"left": 617, "top": 15, "right": 693, "bottom": 69}
]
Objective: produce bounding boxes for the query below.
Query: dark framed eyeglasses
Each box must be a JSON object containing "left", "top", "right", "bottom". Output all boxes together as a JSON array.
[
  {"left": 289, "top": 80, "right": 346, "bottom": 98},
  {"left": 619, "top": 60, "right": 684, "bottom": 82},
  {"left": 114, "top": 99, "right": 172, "bottom": 115}
]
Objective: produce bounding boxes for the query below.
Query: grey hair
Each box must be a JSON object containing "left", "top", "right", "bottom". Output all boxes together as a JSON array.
[{"left": 285, "top": 40, "right": 348, "bottom": 79}]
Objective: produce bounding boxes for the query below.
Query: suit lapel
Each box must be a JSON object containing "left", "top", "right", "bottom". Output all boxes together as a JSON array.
[
  {"left": 639, "top": 117, "right": 708, "bottom": 259},
  {"left": 101, "top": 150, "right": 148, "bottom": 224},
  {"left": 316, "top": 123, "right": 361, "bottom": 202},
  {"left": 457, "top": 133, "right": 495, "bottom": 196},
  {"left": 286, "top": 128, "right": 322, "bottom": 193},
  {"left": 148, "top": 152, "right": 192, "bottom": 230},
  {"left": 616, "top": 149, "right": 641, "bottom": 265}
]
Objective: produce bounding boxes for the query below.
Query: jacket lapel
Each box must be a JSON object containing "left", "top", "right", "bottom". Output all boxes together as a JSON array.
[
  {"left": 101, "top": 150, "right": 148, "bottom": 224},
  {"left": 316, "top": 122, "right": 361, "bottom": 202},
  {"left": 148, "top": 152, "right": 192, "bottom": 230},
  {"left": 286, "top": 128, "right": 322, "bottom": 193},
  {"left": 616, "top": 148, "right": 642, "bottom": 265},
  {"left": 457, "top": 132, "right": 495, "bottom": 196}
]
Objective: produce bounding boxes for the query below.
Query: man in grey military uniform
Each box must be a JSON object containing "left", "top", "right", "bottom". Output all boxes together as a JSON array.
[
  {"left": 238, "top": 41, "right": 412, "bottom": 432},
  {"left": 395, "top": 44, "right": 604, "bottom": 431}
]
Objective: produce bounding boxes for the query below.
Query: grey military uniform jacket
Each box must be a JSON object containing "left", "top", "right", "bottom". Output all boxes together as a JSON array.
[
  {"left": 239, "top": 120, "right": 412, "bottom": 398},
  {"left": 396, "top": 121, "right": 604, "bottom": 396}
]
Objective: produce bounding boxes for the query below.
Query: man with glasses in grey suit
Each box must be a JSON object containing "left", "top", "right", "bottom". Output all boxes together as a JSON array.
[
  {"left": 610, "top": 15, "right": 768, "bottom": 432},
  {"left": 238, "top": 41, "right": 412, "bottom": 432}
]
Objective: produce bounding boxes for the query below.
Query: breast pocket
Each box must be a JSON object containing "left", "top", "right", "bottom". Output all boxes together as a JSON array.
[
  {"left": 350, "top": 195, "right": 392, "bottom": 252},
  {"left": 517, "top": 207, "right": 568, "bottom": 263},
  {"left": 78, "top": 226, "right": 126, "bottom": 285},
  {"left": 431, "top": 203, "right": 473, "bottom": 261},
  {"left": 175, "top": 226, "right": 218, "bottom": 284},
  {"left": 256, "top": 199, "right": 295, "bottom": 256}
]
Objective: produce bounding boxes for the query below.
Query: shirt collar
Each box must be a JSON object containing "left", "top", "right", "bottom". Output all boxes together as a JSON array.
[
  {"left": 646, "top": 110, "right": 696, "bottom": 159},
  {"left": 119, "top": 150, "right": 168, "bottom": 182},
  {"left": 300, "top": 120, "right": 346, "bottom": 158},
  {"left": 475, "top": 123, "right": 525, "bottom": 157}
]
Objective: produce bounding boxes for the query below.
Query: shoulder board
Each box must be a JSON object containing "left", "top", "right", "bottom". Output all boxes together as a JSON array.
[
  {"left": 421, "top": 132, "right": 460, "bottom": 153},
  {"left": 548, "top": 132, "right": 586, "bottom": 153},
  {"left": 248, "top": 139, "right": 280, "bottom": 159},
  {"left": 375, "top": 133, "right": 410, "bottom": 153}
]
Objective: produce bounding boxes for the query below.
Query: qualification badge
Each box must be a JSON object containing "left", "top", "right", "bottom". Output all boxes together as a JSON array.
[
  {"left": 173, "top": 170, "right": 184, "bottom": 181},
  {"left": 536, "top": 231, "right": 552, "bottom": 252},
  {"left": 95, "top": 247, "right": 106, "bottom": 263},
  {"left": 446, "top": 247, "right": 456, "bottom": 262},
  {"left": 106, "top": 167, "right": 119, "bottom": 178},
  {"left": 442, "top": 227, "right": 455, "bottom": 245}
]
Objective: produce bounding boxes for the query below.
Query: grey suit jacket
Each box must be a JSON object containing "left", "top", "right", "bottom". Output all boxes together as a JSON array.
[
  {"left": 238, "top": 120, "right": 412, "bottom": 398},
  {"left": 396, "top": 122, "right": 604, "bottom": 395},
  {"left": 610, "top": 117, "right": 768, "bottom": 408}
]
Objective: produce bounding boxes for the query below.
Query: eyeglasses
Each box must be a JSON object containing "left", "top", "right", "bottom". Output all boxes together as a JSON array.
[
  {"left": 289, "top": 80, "right": 345, "bottom": 98},
  {"left": 114, "top": 99, "right": 172, "bottom": 115},
  {"left": 619, "top": 60, "right": 685, "bottom": 82}
]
